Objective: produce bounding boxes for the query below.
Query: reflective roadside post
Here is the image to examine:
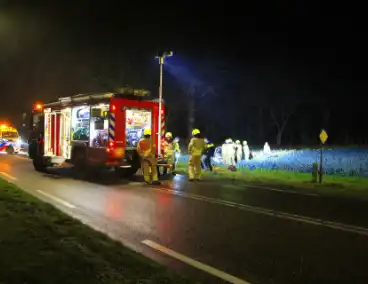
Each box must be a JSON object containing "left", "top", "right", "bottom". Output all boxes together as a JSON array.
[
  {"left": 319, "top": 129, "right": 328, "bottom": 183},
  {"left": 155, "top": 51, "right": 173, "bottom": 156}
]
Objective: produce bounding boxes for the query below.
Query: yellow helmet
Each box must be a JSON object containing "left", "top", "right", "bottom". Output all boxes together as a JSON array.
[
  {"left": 143, "top": 128, "right": 152, "bottom": 136},
  {"left": 192, "top": 128, "right": 200, "bottom": 136},
  {"left": 165, "top": 132, "right": 173, "bottom": 138}
]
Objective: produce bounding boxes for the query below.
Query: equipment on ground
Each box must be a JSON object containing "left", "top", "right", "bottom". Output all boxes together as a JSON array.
[{"left": 26, "top": 89, "right": 168, "bottom": 177}]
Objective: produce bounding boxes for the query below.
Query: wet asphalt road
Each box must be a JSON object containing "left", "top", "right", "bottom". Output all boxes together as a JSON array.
[{"left": 1, "top": 154, "right": 368, "bottom": 284}]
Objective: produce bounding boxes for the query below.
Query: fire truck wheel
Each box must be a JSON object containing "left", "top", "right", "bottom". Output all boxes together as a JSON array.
[
  {"left": 32, "top": 157, "right": 47, "bottom": 172},
  {"left": 6, "top": 146, "right": 14, "bottom": 155},
  {"left": 115, "top": 166, "right": 138, "bottom": 179},
  {"left": 72, "top": 148, "right": 87, "bottom": 175}
]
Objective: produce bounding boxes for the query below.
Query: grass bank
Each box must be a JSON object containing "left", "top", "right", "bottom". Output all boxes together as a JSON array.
[
  {"left": 176, "top": 163, "right": 368, "bottom": 200},
  {"left": 0, "top": 178, "right": 194, "bottom": 284}
]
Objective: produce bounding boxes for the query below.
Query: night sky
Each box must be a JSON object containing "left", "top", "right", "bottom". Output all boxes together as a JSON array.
[{"left": 0, "top": 1, "right": 366, "bottom": 145}]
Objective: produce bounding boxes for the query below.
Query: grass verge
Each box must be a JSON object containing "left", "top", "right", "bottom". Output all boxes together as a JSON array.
[
  {"left": 176, "top": 163, "right": 368, "bottom": 200},
  {"left": 0, "top": 178, "right": 194, "bottom": 284}
]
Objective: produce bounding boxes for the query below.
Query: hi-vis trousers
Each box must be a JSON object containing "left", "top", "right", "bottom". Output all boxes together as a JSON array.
[
  {"left": 162, "top": 155, "right": 175, "bottom": 175},
  {"left": 188, "top": 155, "right": 202, "bottom": 180},
  {"left": 141, "top": 156, "right": 158, "bottom": 183}
]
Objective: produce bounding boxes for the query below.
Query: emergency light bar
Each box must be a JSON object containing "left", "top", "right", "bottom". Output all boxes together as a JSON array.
[{"left": 32, "top": 103, "right": 44, "bottom": 112}]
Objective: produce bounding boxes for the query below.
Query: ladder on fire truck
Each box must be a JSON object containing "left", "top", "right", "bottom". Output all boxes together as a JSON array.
[{"left": 46, "top": 89, "right": 151, "bottom": 108}]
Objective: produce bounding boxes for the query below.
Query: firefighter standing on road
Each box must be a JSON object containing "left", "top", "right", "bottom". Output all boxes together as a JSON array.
[
  {"left": 137, "top": 129, "right": 160, "bottom": 185},
  {"left": 203, "top": 138, "right": 215, "bottom": 171},
  {"left": 188, "top": 129, "right": 206, "bottom": 181},
  {"left": 161, "top": 132, "right": 180, "bottom": 175}
]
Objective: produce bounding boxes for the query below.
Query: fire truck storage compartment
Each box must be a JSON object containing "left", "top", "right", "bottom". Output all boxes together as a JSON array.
[
  {"left": 44, "top": 109, "right": 61, "bottom": 157},
  {"left": 125, "top": 108, "right": 152, "bottom": 148},
  {"left": 111, "top": 97, "right": 162, "bottom": 154},
  {"left": 44, "top": 107, "right": 72, "bottom": 163},
  {"left": 71, "top": 105, "right": 90, "bottom": 143}
]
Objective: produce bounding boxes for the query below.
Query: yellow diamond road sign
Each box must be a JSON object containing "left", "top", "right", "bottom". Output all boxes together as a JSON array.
[{"left": 319, "top": 129, "right": 328, "bottom": 144}]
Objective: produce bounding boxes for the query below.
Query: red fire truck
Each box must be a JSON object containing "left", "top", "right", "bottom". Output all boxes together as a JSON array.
[{"left": 29, "top": 89, "right": 167, "bottom": 177}]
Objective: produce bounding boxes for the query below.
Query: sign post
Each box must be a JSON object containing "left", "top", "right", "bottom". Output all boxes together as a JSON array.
[{"left": 319, "top": 129, "right": 328, "bottom": 183}]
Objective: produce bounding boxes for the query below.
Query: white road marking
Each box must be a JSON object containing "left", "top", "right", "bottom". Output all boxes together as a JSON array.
[
  {"left": 0, "top": 171, "right": 18, "bottom": 180},
  {"left": 244, "top": 184, "right": 319, "bottom": 197},
  {"left": 174, "top": 174, "right": 319, "bottom": 197},
  {"left": 221, "top": 183, "right": 318, "bottom": 197},
  {"left": 36, "top": 190, "right": 76, "bottom": 209},
  {"left": 153, "top": 187, "right": 368, "bottom": 237},
  {"left": 142, "top": 239, "right": 250, "bottom": 284}
]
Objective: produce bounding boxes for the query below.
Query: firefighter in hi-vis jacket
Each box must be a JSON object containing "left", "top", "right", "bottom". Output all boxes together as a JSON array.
[
  {"left": 161, "top": 132, "right": 180, "bottom": 175},
  {"left": 188, "top": 128, "right": 206, "bottom": 181},
  {"left": 137, "top": 129, "right": 161, "bottom": 185}
]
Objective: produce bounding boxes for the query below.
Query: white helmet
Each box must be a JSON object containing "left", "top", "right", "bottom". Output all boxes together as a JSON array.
[
  {"left": 243, "top": 140, "right": 247, "bottom": 145},
  {"left": 235, "top": 140, "right": 240, "bottom": 144}
]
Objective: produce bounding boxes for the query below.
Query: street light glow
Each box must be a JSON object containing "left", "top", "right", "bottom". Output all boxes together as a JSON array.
[{"left": 155, "top": 51, "right": 173, "bottom": 64}]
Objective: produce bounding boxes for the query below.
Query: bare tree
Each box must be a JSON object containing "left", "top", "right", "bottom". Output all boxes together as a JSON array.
[
  {"left": 165, "top": 62, "right": 217, "bottom": 139},
  {"left": 185, "top": 84, "right": 216, "bottom": 139},
  {"left": 270, "top": 107, "right": 294, "bottom": 146}
]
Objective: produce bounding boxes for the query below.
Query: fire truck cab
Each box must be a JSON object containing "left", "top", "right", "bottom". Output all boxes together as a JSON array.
[{"left": 30, "top": 89, "right": 166, "bottom": 177}]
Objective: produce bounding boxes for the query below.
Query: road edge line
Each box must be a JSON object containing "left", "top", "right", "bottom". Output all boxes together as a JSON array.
[
  {"left": 36, "top": 190, "right": 76, "bottom": 209},
  {"left": 142, "top": 239, "right": 250, "bottom": 284},
  {"left": 243, "top": 184, "right": 319, "bottom": 197},
  {"left": 0, "top": 171, "right": 18, "bottom": 180},
  {"left": 174, "top": 174, "right": 319, "bottom": 197},
  {"left": 154, "top": 188, "right": 368, "bottom": 237}
]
